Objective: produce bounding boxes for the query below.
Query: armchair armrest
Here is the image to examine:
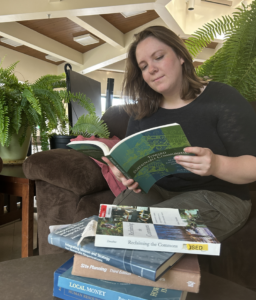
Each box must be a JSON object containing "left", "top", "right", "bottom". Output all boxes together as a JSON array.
[{"left": 23, "top": 149, "right": 109, "bottom": 196}]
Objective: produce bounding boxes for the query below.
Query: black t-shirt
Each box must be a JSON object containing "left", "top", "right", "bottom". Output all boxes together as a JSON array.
[{"left": 126, "top": 82, "right": 256, "bottom": 200}]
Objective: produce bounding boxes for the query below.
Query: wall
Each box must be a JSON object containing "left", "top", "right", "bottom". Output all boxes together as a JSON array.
[
  {"left": 0, "top": 46, "right": 57, "bottom": 83},
  {"left": 85, "top": 70, "right": 124, "bottom": 97},
  {"left": 0, "top": 46, "right": 124, "bottom": 96}
]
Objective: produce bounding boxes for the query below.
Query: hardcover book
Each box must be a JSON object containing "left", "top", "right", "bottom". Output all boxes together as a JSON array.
[
  {"left": 58, "top": 260, "right": 188, "bottom": 300},
  {"left": 48, "top": 215, "right": 184, "bottom": 281},
  {"left": 67, "top": 123, "right": 192, "bottom": 193},
  {"left": 53, "top": 257, "right": 102, "bottom": 300},
  {"left": 95, "top": 205, "right": 221, "bottom": 256},
  {"left": 72, "top": 253, "right": 201, "bottom": 293}
]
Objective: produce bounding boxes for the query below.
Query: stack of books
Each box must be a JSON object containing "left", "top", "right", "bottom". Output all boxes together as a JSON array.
[{"left": 49, "top": 206, "right": 221, "bottom": 300}]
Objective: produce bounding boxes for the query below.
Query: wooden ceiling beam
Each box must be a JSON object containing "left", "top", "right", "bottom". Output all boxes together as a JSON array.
[
  {"left": 0, "top": 0, "right": 155, "bottom": 22},
  {"left": 66, "top": 18, "right": 166, "bottom": 75},
  {"left": 0, "top": 22, "right": 83, "bottom": 65},
  {"left": 68, "top": 15, "right": 124, "bottom": 49},
  {"left": 59, "top": 15, "right": 216, "bottom": 75}
]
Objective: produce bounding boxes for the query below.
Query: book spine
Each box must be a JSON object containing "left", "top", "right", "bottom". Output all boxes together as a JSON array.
[
  {"left": 72, "top": 255, "right": 200, "bottom": 293},
  {"left": 95, "top": 235, "right": 220, "bottom": 256},
  {"left": 53, "top": 268, "right": 103, "bottom": 300},
  {"left": 48, "top": 232, "right": 157, "bottom": 281},
  {"left": 106, "top": 155, "right": 132, "bottom": 180},
  {"left": 58, "top": 276, "right": 144, "bottom": 300},
  {"left": 53, "top": 285, "right": 101, "bottom": 300}
]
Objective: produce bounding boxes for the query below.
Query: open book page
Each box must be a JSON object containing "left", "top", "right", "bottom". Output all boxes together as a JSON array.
[
  {"left": 67, "top": 136, "right": 121, "bottom": 163},
  {"left": 67, "top": 140, "right": 110, "bottom": 157},
  {"left": 49, "top": 224, "right": 71, "bottom": 233},
  {"left": 77, "top": 219, "right": 98, "bottom": 246}
]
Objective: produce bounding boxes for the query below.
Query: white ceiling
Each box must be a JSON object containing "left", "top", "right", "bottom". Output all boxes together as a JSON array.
[{"left": 0, "top": 0, "right": 251, "bottom": 74}]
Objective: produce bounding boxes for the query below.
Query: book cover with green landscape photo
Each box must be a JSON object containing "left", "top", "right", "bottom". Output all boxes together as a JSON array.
[
  {"left": 107, "top": 123, "right": 192, "bottom": 193},
  {"left": 95, "top": 205, "right": 220, "bottom": 256}
]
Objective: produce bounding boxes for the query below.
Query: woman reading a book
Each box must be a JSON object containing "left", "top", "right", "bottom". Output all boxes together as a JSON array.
[{"left": 102, "top": 26, "right": 256, "bottom": 242}]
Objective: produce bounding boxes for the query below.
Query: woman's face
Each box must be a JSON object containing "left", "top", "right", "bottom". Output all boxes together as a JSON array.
[{"left": 135, "top": 36, "right": 184, "bottom": 98}]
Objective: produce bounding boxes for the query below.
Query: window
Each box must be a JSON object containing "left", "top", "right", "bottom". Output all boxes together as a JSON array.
[{"left": 101, "top": 96, "right": 125, "bottom": 115}]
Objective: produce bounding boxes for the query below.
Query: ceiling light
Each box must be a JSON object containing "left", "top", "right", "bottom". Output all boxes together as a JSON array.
[
  {"left": 45, "top": 55, "right": 63, "bottom": 62},
  {"left": 186, "top": 0, "right": 195, "bottom": 10},
  {"left": 0, "top": 38, "right": 23, "bottom": 47},
  {"left": 121, "top": 11, "right": 147, "bottom": 18},
  {"left": 73, "top": 34, "right": 99, "bottom": 46}
]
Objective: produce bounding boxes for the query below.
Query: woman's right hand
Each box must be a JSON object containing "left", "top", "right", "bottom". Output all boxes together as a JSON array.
[{"left": 101, "top": 157, "right": 141, "bottom": 193}]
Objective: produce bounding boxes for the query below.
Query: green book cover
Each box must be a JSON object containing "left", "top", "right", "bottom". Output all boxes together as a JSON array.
[
  {"left": 106, "top": 123, "right": 192, "bottom": 193},
  {"left": 68, "top": 123, "right": 192, "bottom": 193}
]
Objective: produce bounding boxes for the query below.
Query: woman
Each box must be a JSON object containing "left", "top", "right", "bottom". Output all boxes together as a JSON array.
[{"left": 102, "top": 26, "right": 256, "bottom": 241}]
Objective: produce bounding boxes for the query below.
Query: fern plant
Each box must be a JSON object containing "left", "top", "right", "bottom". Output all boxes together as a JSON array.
[
  {"left": 0, "top": 60, "right": 110, "bottom": 151},
  {"left": 185, "top": 1, "right": 256, "bottom": 102},
  {"left": 71, "top": 114, "right": 110, "bottom": 138}
]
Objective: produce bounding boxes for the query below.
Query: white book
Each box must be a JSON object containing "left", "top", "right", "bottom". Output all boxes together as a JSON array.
[{"left": 95, "top": 205, "right": 221, "bottom": 256}]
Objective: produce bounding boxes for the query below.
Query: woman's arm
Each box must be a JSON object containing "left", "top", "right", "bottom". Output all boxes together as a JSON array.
[{"left": 175, "top": 147, "right": 256, "bottom": 184}]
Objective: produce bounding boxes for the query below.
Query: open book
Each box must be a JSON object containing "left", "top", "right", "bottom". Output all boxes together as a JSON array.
[
  {"left": 67, "top": 123, "right": 192, "bottom": 193},
  {"left": 95, "top": 205, "right": 221, "bottom": 256}
]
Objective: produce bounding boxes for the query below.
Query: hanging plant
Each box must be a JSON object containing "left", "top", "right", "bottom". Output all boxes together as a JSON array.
[{"left": 185, "top": 1, "right": 256, "bottom": 102}]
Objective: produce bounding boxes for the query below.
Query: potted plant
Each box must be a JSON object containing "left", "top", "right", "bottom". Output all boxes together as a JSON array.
[
  {"left": 0, "top": 60, "right": 109, "bottom": 163},
  {"left": 49, "top": 100, "right": 110, "bottom": 150},
  {"left": 185, "top": 1, "right": 256, "bottom": 102}
]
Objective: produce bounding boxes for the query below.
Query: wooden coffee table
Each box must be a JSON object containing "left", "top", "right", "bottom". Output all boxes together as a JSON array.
[
  {"left": 0, "top": 253, "right": 255, "bottom": 300},
  {"left": 0, "top": 164, "right": 34, "bottom": 257}
]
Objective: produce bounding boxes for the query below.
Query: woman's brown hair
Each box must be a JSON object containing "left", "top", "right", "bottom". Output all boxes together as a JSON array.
[{"left": 122, "top": 26, "right": 207, "bottom": 119}]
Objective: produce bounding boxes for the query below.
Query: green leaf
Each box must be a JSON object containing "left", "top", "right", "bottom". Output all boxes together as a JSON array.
[
  {"left": 71, "top": 114, "right": 110, "bottom": 138},
  {"left": 22, "top": 89, "right": 41, "bottom": 115}
]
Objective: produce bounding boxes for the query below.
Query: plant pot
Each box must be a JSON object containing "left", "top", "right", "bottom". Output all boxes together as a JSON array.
[
  {"left": 0, "top": 127, "right": 31, "bottom": 164},
  {"left": 49, "top": 135, "right": 77, "bottom": 150}
]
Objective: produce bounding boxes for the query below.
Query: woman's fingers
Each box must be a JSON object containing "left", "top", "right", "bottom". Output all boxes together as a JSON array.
[
  {"left": 102, "top": 156, "right": 141, "bottom": 192},
  {"left": 101, "top": 156, "right": 115, "bottom": 168},
  {"left": 174, "top": 147, "right": 216, "bottom": 176}
]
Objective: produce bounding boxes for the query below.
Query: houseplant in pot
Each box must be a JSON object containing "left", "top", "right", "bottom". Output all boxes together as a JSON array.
[
  {"left": 0, "top": 60, "right": 109, "bottom": 163},
  {"left": 49, "top": 92, "right": 110, "bottom": 149},
  {"left": 185, "top": 1, "right": 256, "bottom": 102}
]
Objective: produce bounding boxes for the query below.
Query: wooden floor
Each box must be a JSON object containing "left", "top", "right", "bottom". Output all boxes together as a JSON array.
[{"left": 0, "top": 211, "right": 38, "bottom": 262}]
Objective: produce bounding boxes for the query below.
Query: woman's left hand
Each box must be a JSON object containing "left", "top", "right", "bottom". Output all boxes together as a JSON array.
[{"left": 174, "top": 147, "right": 218, "bottom": 176}]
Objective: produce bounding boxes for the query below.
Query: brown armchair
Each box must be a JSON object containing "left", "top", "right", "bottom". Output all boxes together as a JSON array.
[
  {"left": 23, "top": 105, "right": 256, "bottom": 292},
  {"left": 23, "top": 105, "right": 129, "bottom": 255},
  {"left": 0, "top": 157, "right": 2, "bottom": 173}
]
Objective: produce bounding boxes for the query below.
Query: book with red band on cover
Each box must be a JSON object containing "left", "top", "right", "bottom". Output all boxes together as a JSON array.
[{"left": 95, "top": 205, "right": 221, "bottom": 256}]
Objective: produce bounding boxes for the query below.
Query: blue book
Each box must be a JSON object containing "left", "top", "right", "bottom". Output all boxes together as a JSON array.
[
  {"left": 53, "top": 257, "right": 103, "bottom": 300},
  {"left": 57, "top": 258, "right": 187, "bottom": 300},
  {"left": 48, "top": 215, "right": 184, "bottom": 281}
]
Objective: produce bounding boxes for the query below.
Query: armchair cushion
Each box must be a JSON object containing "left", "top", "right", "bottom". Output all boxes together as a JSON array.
[
  {"left": 23, "top": 148, "right": 109, "bottom": 196},
  {"left": 101, "top": 105, "right": 129, "bottom": 139}
]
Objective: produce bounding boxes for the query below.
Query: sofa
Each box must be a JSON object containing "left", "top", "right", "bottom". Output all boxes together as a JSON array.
[{"left": 23, "top": 105, "right": 256, "bottom": 292}]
